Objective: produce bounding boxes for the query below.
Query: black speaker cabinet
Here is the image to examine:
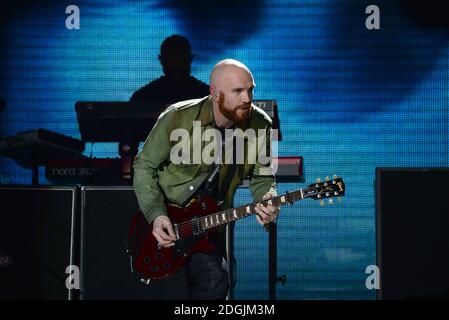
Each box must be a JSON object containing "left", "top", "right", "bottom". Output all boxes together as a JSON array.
[
  {"left": 0, "top": 100, "right": 4, "bottom": 134},
  {"left": 0, "top": 186, "right": 78, "bottom": 299},
  {"left": 79, "top": 186, "right": 189, "bottom": 299},
  {"left": 376, "top": 168, "right": 449, "bottom": 300}
]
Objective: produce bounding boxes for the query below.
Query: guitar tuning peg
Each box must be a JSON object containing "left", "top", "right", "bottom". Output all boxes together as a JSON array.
[
  {"left": 320, "top": 199, "right": 325, "bottom": 206},
  {"left": 328, "top": 198, "right": 334, "bottom": 205},
  {"left": 333, "top": 175, "right": 338, "bottom": 179},
  {"left": 325, "top": 176, "right": 330, "bottom": 182},
  {"left": 316, "top": 178, "right": 321, "bottom": 183}
]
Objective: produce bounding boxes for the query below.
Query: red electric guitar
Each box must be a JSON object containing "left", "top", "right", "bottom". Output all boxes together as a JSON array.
[{"left": 127, "top": 176, "right": 345, "bottom": 282}]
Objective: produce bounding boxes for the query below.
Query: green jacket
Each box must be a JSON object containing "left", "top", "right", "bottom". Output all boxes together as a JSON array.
[{"left": 133, "top": 95, "right": 277, "bottom": 224}]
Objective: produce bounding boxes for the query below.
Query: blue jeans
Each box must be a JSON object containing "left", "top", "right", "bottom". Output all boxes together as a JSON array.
[{"left": 185, "top": 252, "right": 229, "bottom": 300}]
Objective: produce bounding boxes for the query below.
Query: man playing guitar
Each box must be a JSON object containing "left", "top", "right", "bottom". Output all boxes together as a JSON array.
[{"left": 132, "top": 59, "right": 280, "bottom": 300}]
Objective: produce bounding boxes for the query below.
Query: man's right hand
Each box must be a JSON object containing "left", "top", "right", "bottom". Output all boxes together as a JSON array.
[{"left": 152, "top": 215, "right": 177, "bottom": 248}]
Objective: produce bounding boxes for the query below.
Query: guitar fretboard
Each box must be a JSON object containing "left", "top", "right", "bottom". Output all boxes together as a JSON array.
[{"left": 199, "top": 189, "right": 304, "bottom": 231}]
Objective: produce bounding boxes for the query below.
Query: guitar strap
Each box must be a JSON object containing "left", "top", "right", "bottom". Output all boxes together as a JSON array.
[
  {"left": 194, "top": 162, "right": 220, "bottom": 198},
  {"left": 195, "top": 162, "right": 238, "bottom": 198}
]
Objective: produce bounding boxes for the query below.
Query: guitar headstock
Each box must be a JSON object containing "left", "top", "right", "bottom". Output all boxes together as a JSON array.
[{"left": 303, "top": 175, "right": 345, "bottom": 205}]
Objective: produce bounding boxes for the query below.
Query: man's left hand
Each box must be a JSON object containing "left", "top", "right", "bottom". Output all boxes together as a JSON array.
[{"left": 255, "top": 192, "right": 280, "bottom": 226}]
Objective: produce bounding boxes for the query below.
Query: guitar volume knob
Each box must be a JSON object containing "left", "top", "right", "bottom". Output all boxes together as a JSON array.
[{"left": 162, "top": 262, "right": 171, "bottom": 270}]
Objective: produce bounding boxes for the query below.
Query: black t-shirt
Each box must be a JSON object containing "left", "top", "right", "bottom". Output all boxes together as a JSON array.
[{"left": 195, "top": 126, "right": 232, "bottom": 200}]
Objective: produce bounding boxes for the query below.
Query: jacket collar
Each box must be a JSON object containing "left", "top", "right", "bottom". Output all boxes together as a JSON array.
[{"left": 198, "top": 96, "right": 215, "bottom": 127}]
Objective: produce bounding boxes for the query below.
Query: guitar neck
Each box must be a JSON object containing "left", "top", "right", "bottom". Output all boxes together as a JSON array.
[{"left": 199, "top": 189, "right": 304, "bottom": 231}]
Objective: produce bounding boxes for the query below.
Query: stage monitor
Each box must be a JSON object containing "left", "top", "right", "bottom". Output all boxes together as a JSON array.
[{"left": 376, "top": 168, "right": 449, "bottom": 300}]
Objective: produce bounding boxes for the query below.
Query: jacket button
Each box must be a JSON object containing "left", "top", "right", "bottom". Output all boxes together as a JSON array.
[{"left": 189, "top": 186, "right": 194, "bottom": 191}]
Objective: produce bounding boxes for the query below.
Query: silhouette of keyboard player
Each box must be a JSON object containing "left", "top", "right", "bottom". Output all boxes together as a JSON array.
[
  {"left": 122, "top": 35, "right": 208, "bottom": 183},
  {"left": 130, "top": 34, "right": 209, "bottom": 112}
]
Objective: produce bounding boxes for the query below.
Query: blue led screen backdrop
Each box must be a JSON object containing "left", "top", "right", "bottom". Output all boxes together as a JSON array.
[{"left": 0, "top": 0, "right": 448, "bottom": 299}]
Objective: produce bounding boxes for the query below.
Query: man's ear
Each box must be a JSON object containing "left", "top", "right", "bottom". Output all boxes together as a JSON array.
[
  {"left": 214, "top": 90, "right": 221, "bottom": 103},
  {"left": 210, "top": 86, "right": 220, "bottom": 98}
]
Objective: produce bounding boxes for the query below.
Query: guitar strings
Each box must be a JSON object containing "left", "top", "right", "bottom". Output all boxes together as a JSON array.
[
  {"left": 174, "top": 207, "right": 251, "bottom": 237},
  {"left": 175, "top": 201, "right": 261, "bottom": 230},
  {"left": 174, "top": 196, "right": 285, "bottom": 235},
  {"left": 176, "top": 188, "right": 306, "bottom": 227}
]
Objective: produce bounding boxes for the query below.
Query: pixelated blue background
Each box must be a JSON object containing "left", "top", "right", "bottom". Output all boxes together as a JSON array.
[{"left": 0, "top": 0, "right": 448, "bottom": 299}]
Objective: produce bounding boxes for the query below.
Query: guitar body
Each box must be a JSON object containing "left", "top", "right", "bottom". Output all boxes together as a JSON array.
[{"left": 127, "top": 196, "right": 220, "bottom": 281}]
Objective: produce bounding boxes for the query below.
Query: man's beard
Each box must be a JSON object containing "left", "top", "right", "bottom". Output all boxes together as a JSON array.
[{"left": 218, "top": 99, "right": 252, "bottom": 125}]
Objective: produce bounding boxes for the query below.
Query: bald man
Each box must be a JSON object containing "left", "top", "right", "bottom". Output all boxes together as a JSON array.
[{"left": 133, "top": 59, "right": 279, "bottom": 300}]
